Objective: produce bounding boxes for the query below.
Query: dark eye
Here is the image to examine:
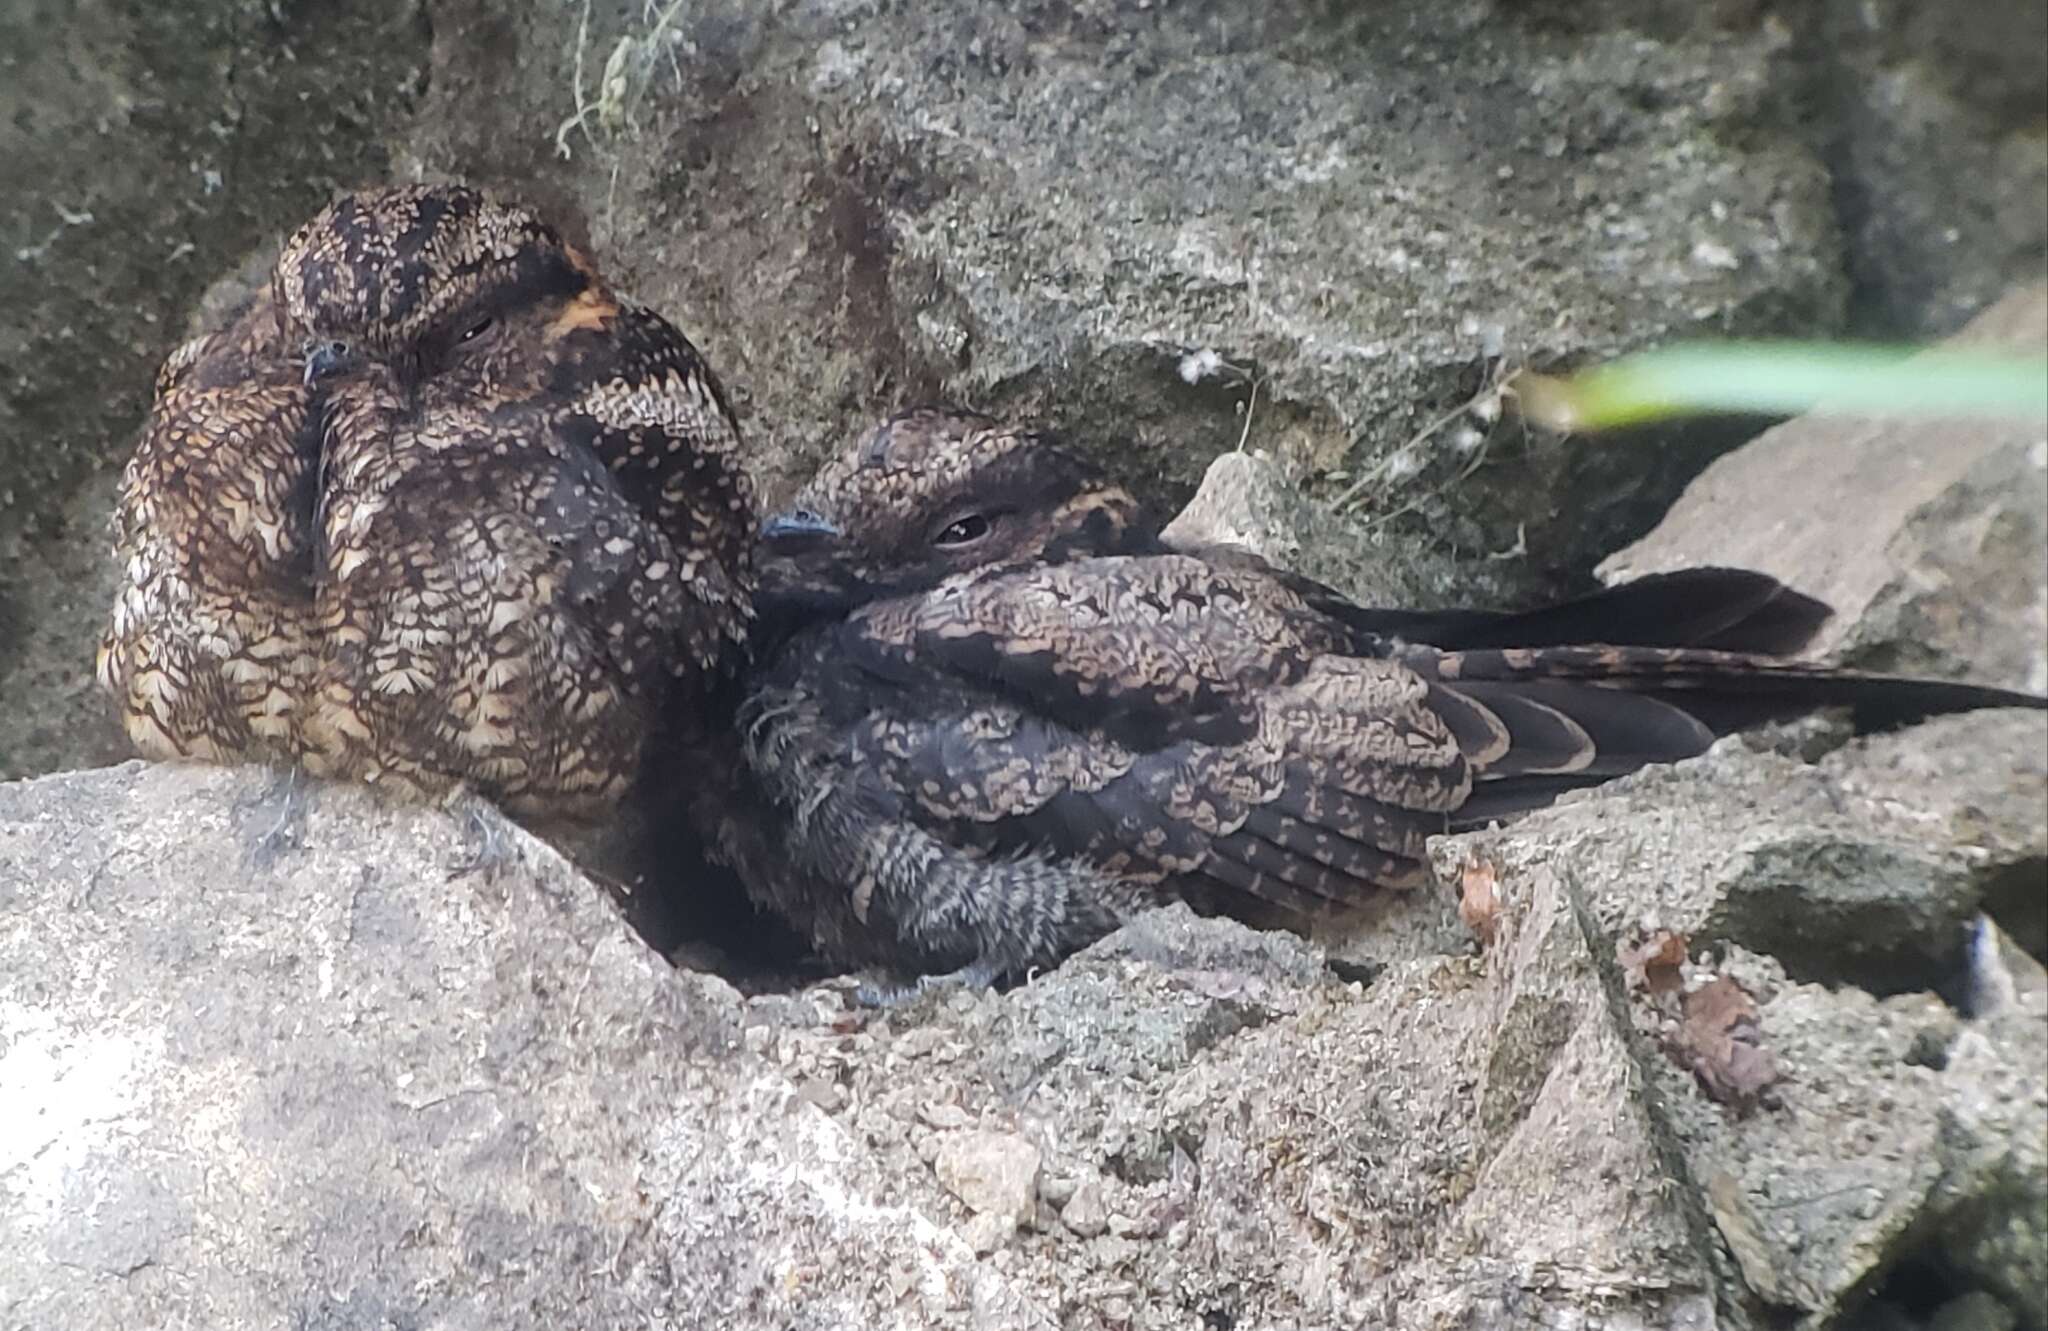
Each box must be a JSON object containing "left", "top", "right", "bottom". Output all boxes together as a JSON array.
[
  {"left": 458, "top": 317, "right": 494, "bottom": 343},
  {"left": 933, "top": 514, "right": 991, "bottom": 547}
]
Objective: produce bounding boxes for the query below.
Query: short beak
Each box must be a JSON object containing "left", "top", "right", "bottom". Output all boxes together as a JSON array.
[
  {"left": 760, "top": 507, "right": 841, "bottom": 542},
  {"left": 303, "top": 340, "right": 353, "bottom": 387}
]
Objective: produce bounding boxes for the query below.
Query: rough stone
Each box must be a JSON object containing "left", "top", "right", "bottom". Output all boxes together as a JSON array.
[
  {"left": 1158, "top": 450, "right": 1309, "bottom": 570},
  {"left": 1790, "top": 1, "right": 2048, "bottom": 335},
  {"left": 1445, "top": 709, "right": 2047, "bottom": 1000},
  {"left": 1057, "top": 1174, "right": 1109, "bottom": 1239},
  {"left": 713, "top": 892, "right": 1726, "bottom": 1327},
  {"left": 1603, "top": 284, "right": 2048, "bottom": 695},
  {"left": 5, "top": 730, "right": 2042, "bottom": 1327},
  {"left": 463, "top": 0, "right": 1853, "bottom": 606},
  {"left": 0, "top": 761, "right": 1719, "bottom": 1329},
  {"left": 0, "top": 762, "right": 739, "bottom": 1327},
  {"left": 933, "top": 1129, "right": 1042, "bottom": 1230},
  {"left": 1929, "top": 1291, "right": 2021, "bottom": 1331},
  {"left": 0, "top": 762, "right": 1091, "bottom": 1329},
  {"left": 1436, "top": 711, "right": 2048, "bottom": 1327}
]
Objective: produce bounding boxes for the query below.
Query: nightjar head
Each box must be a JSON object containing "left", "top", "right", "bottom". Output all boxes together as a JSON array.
[
  {"left": 273, "top": 184, "right": 603, "bottom": 394},
  {"left": 758, "top": 407, "right": 1151, "bottom": 610}
]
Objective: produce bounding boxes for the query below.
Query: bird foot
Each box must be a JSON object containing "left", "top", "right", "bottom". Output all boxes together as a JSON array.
[
  {"left": 444, "top": 790, "right": 518, "bottom": 880},
  {"left": 238, "top": 767, "right": 312, "bottom": 870},
  {"left": 853, "top": 956, "right": 1009, "bottom": 1009}
]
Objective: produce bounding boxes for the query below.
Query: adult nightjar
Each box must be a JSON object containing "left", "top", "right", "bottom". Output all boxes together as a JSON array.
[{"left": 99, "top": 184, "right": 753, "bottom": 818}]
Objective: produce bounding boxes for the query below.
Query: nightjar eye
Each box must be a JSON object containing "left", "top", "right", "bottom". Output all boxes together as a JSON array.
[
  {"left": 458, "top": 316, "right": 495, "bottom": 343},
  {"left": 932, "top": 514, "right": 991, "bottom": 547}
]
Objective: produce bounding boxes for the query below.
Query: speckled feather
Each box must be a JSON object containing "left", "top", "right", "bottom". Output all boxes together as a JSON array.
[
  {"left": 98, "top": 297, "right": 319, "bottom": 764},
  {"left": 101, "top": 184, "right": 753, "bottom": 816},
  {"left": 722, "top": 408, "right": 2042, "bottom": 983},
  {"left": 723, "top": 411, "right": 1494, "bottom": 978}
]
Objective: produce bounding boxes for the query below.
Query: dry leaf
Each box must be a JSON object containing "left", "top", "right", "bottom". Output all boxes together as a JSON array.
[
  {"left": 1619, "top": 929, "right": 1688, "bottom": 996},
  {"left": 1675, "top": 976, "right": 1780, "bottom": 1112},
  {"left": 1457, "top": 853, "right": 1502, "bottom": 946}
]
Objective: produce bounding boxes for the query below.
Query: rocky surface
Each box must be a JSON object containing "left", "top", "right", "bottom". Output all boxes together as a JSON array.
[
  {"left": 1444, "top": 710, "right": 2048, "bottom": 1325},
  {"left": 1788, "top": 0, "right": 2048, "bottom": 337},
  {"left": 12, "top": 0, "right": 2045, "bottom": 781},
  {"left": 404, "top": 0, "right": 1848, "bottom": 592},
  {"left": 6, "top": 718, "right": 2042, "bottom": 1329},
  {"left": 1604, "top": 284, "right": 2048, "bottom": 696}
]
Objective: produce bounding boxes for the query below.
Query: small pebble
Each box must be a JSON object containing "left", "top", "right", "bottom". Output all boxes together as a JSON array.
[
  {"left": 934, "top": 1130, "right": 1041, "bottom": 1229},
  {"left": 1060, "top": 1176, "right": 1109, "bottom": 1239}
]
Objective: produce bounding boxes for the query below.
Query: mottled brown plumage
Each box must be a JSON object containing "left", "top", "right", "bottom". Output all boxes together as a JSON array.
[
  {"left": 100, "top": 298, "right": 320, "bottom": 765},
  {"left": 99, "top": 184, "right": 752, "bottom": 817},
  {"left": 719, "top": 408, "right": 2044, "bottom": 987}
]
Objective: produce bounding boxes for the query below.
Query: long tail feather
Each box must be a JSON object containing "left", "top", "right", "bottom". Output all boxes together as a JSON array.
[
  {"left": 1411, "top": 643, "right": 2043, "bottom": 826},
  {"left": 1324, "top": 568, "right": 1833, "bottom": 656},
  {"left": 1427, "top": 645, "right": 2044, "bottom": 732}
]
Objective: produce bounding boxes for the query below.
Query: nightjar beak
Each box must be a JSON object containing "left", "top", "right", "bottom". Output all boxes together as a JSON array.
[
  {"left": 760, "top": 507, "right": 841, "bottom": 543},
  {"left": 302, "top": 340, "right": 354, "bottom": 387},
  {"left": 754, "top": 505, "right": 871, "bottom": 621}
]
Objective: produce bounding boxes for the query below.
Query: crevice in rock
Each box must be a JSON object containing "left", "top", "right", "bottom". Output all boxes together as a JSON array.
[
  {"left": 1981, "top": 857, "right": 2048, "bottom": 967},
  {"left": 1325, "top": 956, "right": 1381, "bottom": 987},
  {"left": 1870, "top": 1256, "right": 1959, "bottom": 1318},
  {"left": 1776, "top": 3, "right": 2045, "bottom": 340},
  {"left": 1856, "top": 1247, "right": 2025, "bottom": 1331},
  {"left": 1705, "top": 838, "right": 1980, "bottom": 1001},
  {"left": 1562, "top": 876, "right": 1752, "bottom": 1317},
  {"left": 630, "top": 864, "right": 822, "bottom": 996},
  {"left": 561, "top": 810, "right": 825, "bottom": 997}
]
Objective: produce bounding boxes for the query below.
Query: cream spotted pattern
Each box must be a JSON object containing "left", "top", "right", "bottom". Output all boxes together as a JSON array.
[{"left": 100, "top": 184, "right": 753, "bottom": 817}]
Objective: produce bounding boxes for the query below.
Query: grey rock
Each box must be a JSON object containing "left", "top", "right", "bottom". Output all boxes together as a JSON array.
[
  {"left": 7, "top": 724, "right": 2042, "bottom": 1327},
  {"left": 0, "top": 763, "right": 1716, "bottom": 1328},
  {"left": 1929, "top": 1291, "right": 2020, "bottom": 1331},
  {"left": 1057, "top": 1174, "right": 1110, "bottom": 1239},
  {"left": 408, "top": 0, "right": 1855, "bottom": 610},
  {"left": 1444, "top": 710, "right": 2047, "bottom": 1000},
  {"left": 43, "top": 1162, "right": 189, "bottom": 1278},
  {"left": 1603, "top": 283, "right": 2048, "bottom": 695},
  {"left": 1936, "top": 944, "right": 2048, "bottom": 1319},
  {"left": 791, "top": 904, "right": 1716, "bottom": 1326},
  {"left": 933, "top": 1129, "right": 1042, "bottom": 1230},
  {"left": 1037, "top": 1170, "right": 1080, "bottom": 1209},
  {"left": 1435, "top": 711, "right": 2048, "bottom": 1326},
  {"left": 1158, "top": 451, "right": 1308, "bottom": 570},
  {"left": 1826, "top": 710, "right": 2048, "bottom": 963},
  {"left": 0, "top": 762, "right": 1015, "bottom": 1330},
  {"left": 1792, "top": 1, "right": 2048, "bottom": 335},
  {"left": 959, "top": 1209, "right": 1017, "bottom": 1256}
]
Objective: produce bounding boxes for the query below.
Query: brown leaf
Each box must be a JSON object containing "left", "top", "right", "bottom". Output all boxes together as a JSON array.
[
  {"left": 1675, "top": 976, "right": 1780, "bottom": 1112},
  {"left": 1457, "top": 853, "right": 1502, "bottom": 946},
  {"left": 1619, "top": 929, "right": 1688, "bottom": 996}
]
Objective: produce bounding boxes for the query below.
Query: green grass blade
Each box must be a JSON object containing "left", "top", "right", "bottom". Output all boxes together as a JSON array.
[{"left": 1520, "top": 342, "right": 2048, "bottom": 431}]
